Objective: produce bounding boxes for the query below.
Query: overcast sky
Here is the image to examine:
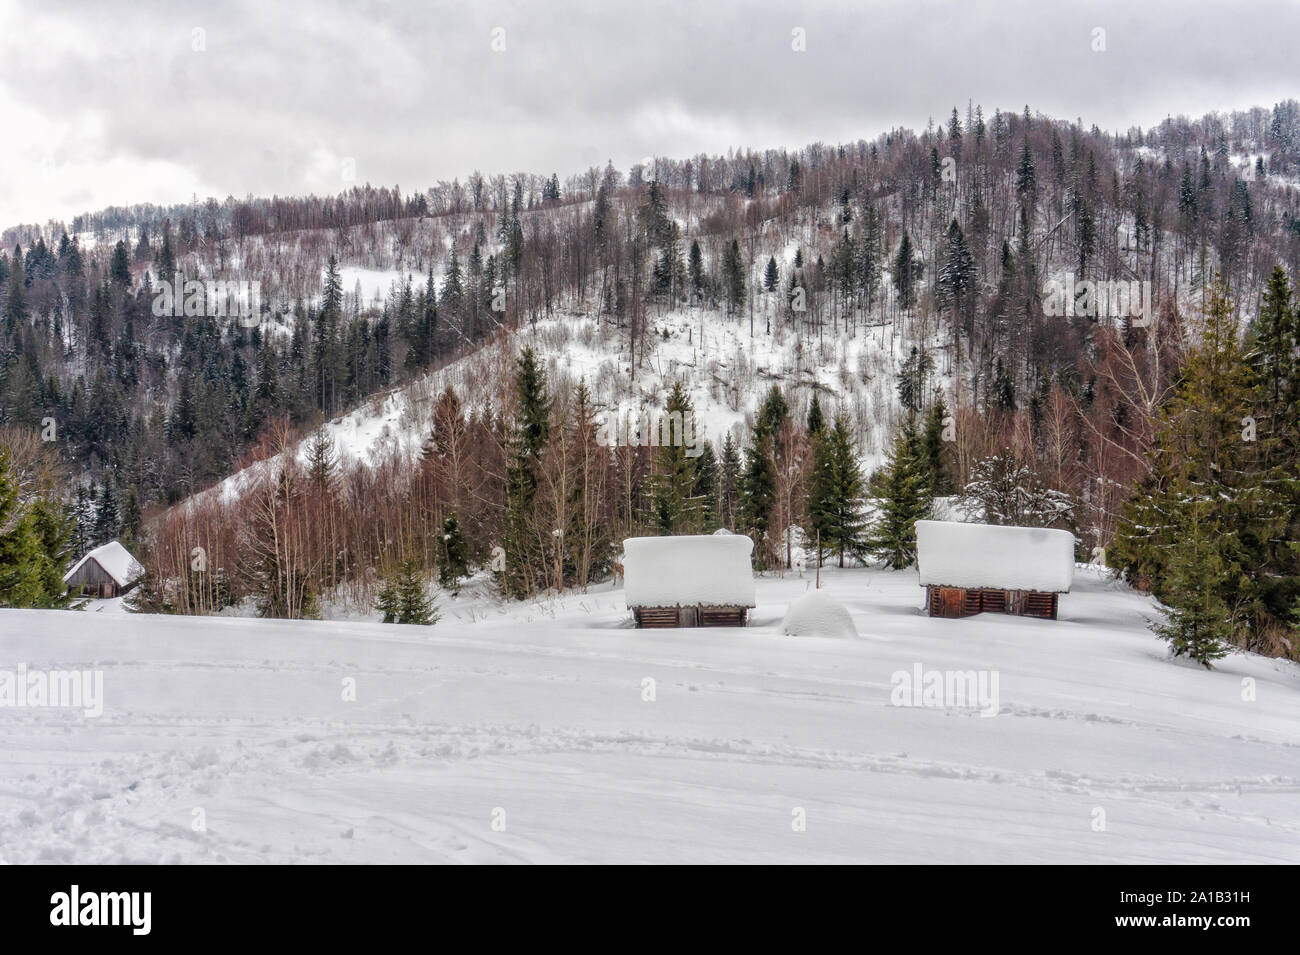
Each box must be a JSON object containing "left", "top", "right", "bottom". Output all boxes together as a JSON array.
[{"left": 1, "top": 0, "right": 1296, "bottom": 229}]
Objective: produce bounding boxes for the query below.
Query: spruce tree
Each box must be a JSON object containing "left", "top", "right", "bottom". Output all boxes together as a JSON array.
[
  {"left": 92, "top": 482, "right": 119, "bottom": 545},
  {"left": 719, "top": 432, "right": 741, "bottom": 530},
  {"left": 892, "top": 233, "right": 919, "bottom": 311},
  {"left": 865, "top": 418, "right": 932, "bottom": 569},
  {"left": 304, "top": 426, "right": 339, "bottom": 492},
  {"left": 1242, "top": 266, "right": 1300, "bottom": 636},
  {"left": 896, "top": 346, "right": 934, "bottom": 414},
  {"left": 0, "top": 450, "right": 70, "bottom": 609},
  {"left": 501, "top": 346, "right": 551, "bottom": 598},
  {"left": 806, "top": 393, "right": 824, "bottom": 437},
  {"left": 376, "top": 556, "right": 436, "bottom": 625},
  {"left": 1113, "top": 278, "right": 1257, "bottom": 645},
  {"left": 109, "top": 241, "right": 132, "bottom": 288},
  {"left": 920, "top": 393, "right": 954, "bottom": 496},
  {"left": 807, "top": 413, "right": 866, "bottom": 567},
  {"left": 693, "top": 441, "right": 719, "bottom": 531},
  {"left": 739, "top": 388, "right": 788, "bottom": 568},
  {"left": 688, "top": 240, "right": 704, "bottom": 297},
  {"left": 1152, "top": 495, "right": 1234, "bottom": 667},
  {"left": 936, "top": 219, "right": 975, "bottom": 320},
  {"left": 722, "top": 240, "right": 746, "bottom": 314},
  {"left": 26, "top": 498, "right": 73, "bottom": 608},
  {"left": 646, "top": 382, "right": 700, "bottom": 534},
  {"left": 437, "top": 515, "right": 469, "bottom": 592},
  {"left": 156, "top": 226, "right": 176, "bottom": 281},
  {"left": 739, "top": 435, "right": 776, "bottom": 568}
]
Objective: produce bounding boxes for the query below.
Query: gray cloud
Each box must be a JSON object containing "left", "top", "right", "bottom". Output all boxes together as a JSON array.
[{"left": 2, "top": 0, "right": 1296, "bottom": 227}]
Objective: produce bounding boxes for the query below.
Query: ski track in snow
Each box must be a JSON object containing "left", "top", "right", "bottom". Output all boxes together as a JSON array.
[{"left": 1, "top": 567, "right": 1298, "bottom": 864}]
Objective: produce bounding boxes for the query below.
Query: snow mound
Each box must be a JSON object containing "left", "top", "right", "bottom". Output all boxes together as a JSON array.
[{"left": 781, "top": 591, "right": 859, "bottom": 639}]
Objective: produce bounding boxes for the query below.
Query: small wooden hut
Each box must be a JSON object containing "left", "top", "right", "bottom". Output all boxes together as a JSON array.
[
  {"left": 63, "top": 540, "right": 145, "bottom": 598},
  {"left": 624, "top": 532, "right": 756, "bottom": 628},
  {"left": 915, "top": 520, "right": 1074, "bottom": 620}
]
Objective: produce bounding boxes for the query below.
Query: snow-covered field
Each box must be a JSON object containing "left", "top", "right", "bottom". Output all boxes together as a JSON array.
[{"left": 1, "top": 567, "right": 1297, "bottom": 864}]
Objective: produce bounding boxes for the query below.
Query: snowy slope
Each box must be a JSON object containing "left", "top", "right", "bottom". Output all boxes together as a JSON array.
[
  {"left": 1, "top": 566, "right": 1297, "bottom": 864},
  {"left": 192, "top": 302, "right": 914, "bottom": 509}
]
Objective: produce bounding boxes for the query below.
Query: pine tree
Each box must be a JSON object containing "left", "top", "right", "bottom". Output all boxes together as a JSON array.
[
  {"left": 376, "top": 556, "right": 437, "bottom": 625},
  {"left": 993, "top": 357, "right": 1017, "bottom": 412},
  {"left": 892, "top": 232, "right": 919, "bottom": 311},
  {"left": 304, "top": 426, "right": 339, "bottom": 492},
  {"left": 441, "top": 247, "right": 465, "bottom": 317},
  {"left": 134, "top": 223, "right": 152, "bottom": 262},
  {"left": 920, "top": 394, "right": 954, "bottom": 496},
  {"left": 33, "top": 497, "right": 74, "bottom": 606},
  {"left": 764, "top": 255, "right": 779, "bottom": 292},
  {"left": 646, "top": 382, "right": 700, "bottom": 534},
  {"left": 437, "top": 515, "right": 469, "bottom": 592},
  {"left": 936, "top": 219, "right": 975, "bottom": 320},
  {"left": 4, "top": 252, "right": 25, "bottom": 328},
  {"left": 806, "top": 393, "right": 825, "bottom": 437},
  {"left": 688, "top": 240, "right": 704, "bottom": 297},
  {"left": 693, "top": 440, "right": 719, "bottom": 531},
  {"left": 1152, "top": 495, "right": 1234, "bottom": 667},
  {"left": 807, "top": 413, "right": 866, "bottom": 567},
  {"left": 92, "top": 481, "right": 119, "bottom": 545},
  {"left": 719, "top": 432, "right": 741, "bottom": 530},
  {"left": 1016, "top": 138, "right": 1037, "bottom": 208},
  {"left": 156, "top": 226, "right": 176, "bottom": 281},
  {"left": 71, "top": 483, "right": 94, "bottom": 555},
  {"left": 1113, "top": 278, "right": 1257, "bottom": 644},
  {"left": 865, "top": 419, "right": 932, "bottom": 568},
  {"left": 896, "top": 346, "right": 934, "bottom": 414},
  {"left": 1241, "top": 266, "right": 1300, "bottom": 639},
  {"left": 1247, "top": 265, "right": 1297, "bottom": 409},
  {"left": 740, "top": 387, "right": 789, "bottom": 569},
  {"left": 501, "top": 346, "right": 551, "bottom": 598},
  {"left": 109, "top": 241, "right": 132, "bottom": 288},
  {"left": 0, "top": 450, "right": 70, "bottom": 609},
  {"left": 722, "top": 240, "right": 746, "bottom": 314},
  {"left": 740, "top": 435, "right": 776, "bottom": 568}
]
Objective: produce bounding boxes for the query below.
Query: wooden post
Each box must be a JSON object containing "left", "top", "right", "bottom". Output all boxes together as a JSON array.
[{"left": 815, "top": 530, "right": 821, "bottom": 589}]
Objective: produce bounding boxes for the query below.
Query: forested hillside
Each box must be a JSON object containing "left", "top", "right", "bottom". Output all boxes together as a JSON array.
[{"left": 3, "top": 101, "right": 1300, "bottom": 659}]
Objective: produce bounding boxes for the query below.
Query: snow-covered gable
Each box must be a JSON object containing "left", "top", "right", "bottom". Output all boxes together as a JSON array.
[
  {"left": 624, "top": 535, "right": 756, "bottom": 609},
  {"left": 915, "top": 520, "right": 1075, "bottom": 593},
  {"left": 63, "top": 541, "right": 145, "bottom": 588}
]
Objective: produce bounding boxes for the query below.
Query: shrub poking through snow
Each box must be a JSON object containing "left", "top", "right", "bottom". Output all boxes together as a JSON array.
[{"left": 781, "top": 591, "right": 859, "bottom": 639}]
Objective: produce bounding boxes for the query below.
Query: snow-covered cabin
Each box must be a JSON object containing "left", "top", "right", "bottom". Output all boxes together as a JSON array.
[
  {"left": 915, "top": 520, "right": 1075, "bottom": 620},
  {"left": 63, "top": 540, "right": 145, "bottom": 598},
  {"left": 623, "top": 534, "right": 757, "bottom": 628}
]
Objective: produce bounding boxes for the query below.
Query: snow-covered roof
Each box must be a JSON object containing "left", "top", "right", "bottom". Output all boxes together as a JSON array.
[
  {"left": 63, "top": 540, "right": 145, "bottom": 587},
  {"left": 915, "top": 520, "right": 1075, "bottom": 593},
  {"left": 624, "top": 534, "right": 757, "bottom": 609}
]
